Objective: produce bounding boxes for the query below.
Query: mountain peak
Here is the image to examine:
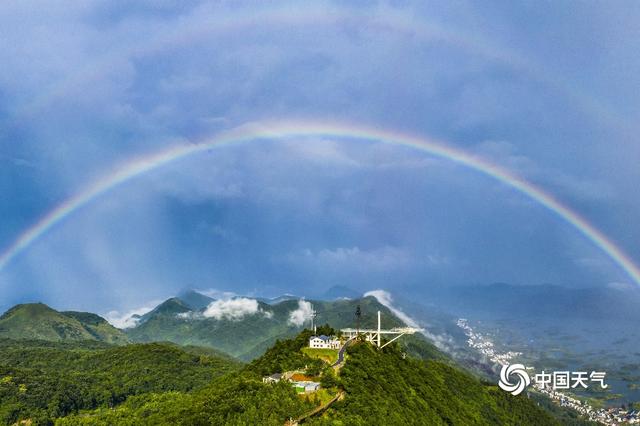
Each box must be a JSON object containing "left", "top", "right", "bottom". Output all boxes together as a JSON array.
[
  {"left": 322, "top": 285, "right": 361, "bottom": 300},
  {"left": 176, "top": 289, "right": 215, "bottom": 310},
  {"left": 0, "top": 303, "right": 129, "bottom": 344},
  {"left": 0, "top": 302, "right": 58, "bottom": 320}
]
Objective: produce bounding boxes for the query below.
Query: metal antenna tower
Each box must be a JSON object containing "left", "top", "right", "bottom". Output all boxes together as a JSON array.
[{"left": 310, "top": 304, "right": 317, "bottom": 334}]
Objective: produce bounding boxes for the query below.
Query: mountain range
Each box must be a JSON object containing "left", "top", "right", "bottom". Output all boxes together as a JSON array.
[
  {"left": 0, "top": 291, "right": 441, "bottom": 362},
  {"left": 126, "top": 291, "right": 441, "bottom": 361},
  {"left": 0, "top": 288, "right": 601, "bottom": 425}
]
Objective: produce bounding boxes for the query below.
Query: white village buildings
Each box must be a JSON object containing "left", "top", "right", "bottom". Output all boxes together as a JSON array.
[{"left": 309, "top": 335, "right": 341, "bottom": 349}]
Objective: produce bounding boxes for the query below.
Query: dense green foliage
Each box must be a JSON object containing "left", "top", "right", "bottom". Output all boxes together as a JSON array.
[
  {"left": 307, "top": 342, "right": 562, "bottom": 425},
  {"left": 50, "top": 330, "right": 593, "bottom": 425},
  {"left": 57, "top": 375, "right": 314, "bottom": 426},
  {"left": 247, "top": 325, "right": 335, "bottom": 376},
  {"left": 0, "top": 340, "right": 240, "bottom": 425},
  {"left": 0, "top": 302, "right": 594, "bottom": 426},
  {"left": 0, "top": 304, "right": 128, "bottom": 344}
]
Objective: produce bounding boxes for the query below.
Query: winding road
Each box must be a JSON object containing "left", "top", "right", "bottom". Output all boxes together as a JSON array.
[{"left": 332, "top": 337, "right": 355, "bottom": 368}]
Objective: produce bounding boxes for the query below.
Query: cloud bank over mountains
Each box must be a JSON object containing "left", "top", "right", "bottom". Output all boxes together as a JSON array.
[
  {"left": 288, "top": 300, "right": 314, "bottom": 327},
  {"left": 203, "top": 298, "right": 272, "bottom": 321}
]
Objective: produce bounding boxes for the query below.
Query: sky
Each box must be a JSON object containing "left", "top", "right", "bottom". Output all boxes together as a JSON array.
[{"left": 1, "top": 1, "right": 639, "bottom": 315}]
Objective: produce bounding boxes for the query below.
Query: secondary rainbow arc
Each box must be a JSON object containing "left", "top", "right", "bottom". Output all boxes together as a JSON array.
[{"left": 1, "top": 120, "right": 638, "bottom": 288}]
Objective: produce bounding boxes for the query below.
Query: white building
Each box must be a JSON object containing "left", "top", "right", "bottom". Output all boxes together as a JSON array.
[
  {"left": 293, "top": 381, "right": 321, "bottom": 393},
  {"left": 309, "top": 335, "right": 341, "bottom": 349},
  {"left": 262, "top": 373, "right": 282, "bottom": 384}
]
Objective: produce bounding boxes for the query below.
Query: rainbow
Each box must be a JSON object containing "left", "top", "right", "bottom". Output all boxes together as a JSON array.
[{"left": 1, "top": 120, "right": 639, "bottom": 288}]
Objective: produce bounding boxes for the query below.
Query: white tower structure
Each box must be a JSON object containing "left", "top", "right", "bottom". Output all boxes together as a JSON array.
[
  {"left": 310, "top": 304, "right": 317, "bottom": 334},
  {"left": 377, "top": 310, "right": 381, "bottom": 347},
  {"left": 340, "top": 310, "right": 422, "bottom": 349}
]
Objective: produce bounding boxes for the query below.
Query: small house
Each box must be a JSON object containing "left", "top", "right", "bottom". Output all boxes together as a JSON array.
[
  {"left": 262, "top": 373, "right": 282, "bottom": 384},
  {"left": 292, "top": 381, "right": 321, "bottom": 393},
  {"left": 309, "top": 335, "right": 341, "bottom": 349}
]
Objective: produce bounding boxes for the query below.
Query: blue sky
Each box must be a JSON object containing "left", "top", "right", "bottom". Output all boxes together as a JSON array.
[{"left": 1, "top": 1, "right": 639, "bottom": 315}]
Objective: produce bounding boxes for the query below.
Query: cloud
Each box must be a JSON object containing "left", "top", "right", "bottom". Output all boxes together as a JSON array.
[
  {"left": 286, "top": 246, "right": 415, "bottom": 271},
  {"left": 288, "top": 300, "right": 314, "bottom": 327},
  {"left": 282, "top": 138, "right": 361, "bottom": 167},
  {"left": 364, "top": 289, "right": 454, "bottom": 351},
  {"left": 104, "top": 299, "right": 162, "bottom": 329},
  {"left": 364, "top": 290, "right": 419, "bottom": 328},
  {"left": 176, "top": 311, "right": 203, "bottom": 320},
  {"left": 607, "top": 282, "right": 635, "bottom": 292},
  {"left": 1, "top": 0, "right": 639, "bottom": 315},
  {"left": 197, "top": 288, "right": 237, "bottom": 299},
  {"left": 203, "top": 297, "right": 270, "bottom": 321}
]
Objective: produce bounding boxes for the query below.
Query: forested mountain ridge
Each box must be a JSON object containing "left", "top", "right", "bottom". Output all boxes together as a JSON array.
[
  {"left": 0, "top": 339, "right": 241, "bottom": 424},
  {"left": 126, "top": 294, "right": 444, "bottom": 361},
  {"left": 0, "top": 303, "right": 128, "bottom": 344},
  {"left": 52, "top": 330, "right": 591, "bottom": 425}
]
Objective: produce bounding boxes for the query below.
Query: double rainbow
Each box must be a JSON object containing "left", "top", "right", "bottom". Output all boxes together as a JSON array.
[{"left": 1, "top": 120, "right": 639, "bottom": 288}]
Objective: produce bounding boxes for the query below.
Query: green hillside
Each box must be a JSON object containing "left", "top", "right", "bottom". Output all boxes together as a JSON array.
[
  {"left": 0, "top": 339, "right": 240, "bottom": 424},
  {"left": 53, "top": 330, "right": 591, "bottom": 425},
  {"left": 0, "top": 304, "right": 128, "bottom": 344},
  {"left": 308, "top": 342, "right": 558, "bottom": 425},
  {"left": 61, "top": 312, "right": 129, "bottom": 344},
  {"left": 127, "top": 295, "right": 443, "bottom": 361}
]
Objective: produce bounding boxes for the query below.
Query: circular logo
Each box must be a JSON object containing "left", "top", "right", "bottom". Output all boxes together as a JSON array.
[{"left": 498, "top": 363, "right": 530, "bottom": 396}]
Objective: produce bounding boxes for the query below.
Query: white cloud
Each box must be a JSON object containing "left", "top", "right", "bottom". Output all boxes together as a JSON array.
[
  {"left": 203, "top": 297, "right": 270, "bottom": 321},
  {"left": 176, "top": 311, "right": 203, "bottom": 320},
  {"left": 364, "top": 290, "right": 418, "bottom": 328},
  {"left": 283, "top": 138, "right": 360, "bottom": 167},
  {"left": 607, "top": 281, "right": 635, "bottom": 291},
  {"left": 364, "top": 289, "right": 454, "bottom": 351},
  {"left": 104, "top": 299, "right": 161, "bottom": 329},
  {"left": 197, "top": 288, "right": 237, "bottom": 299},
  {"left": 288, "top": 300, "right": 314, "bottom": 327},
  {"left": 288, "top": 246, "right": 414, "bottom": 271}
]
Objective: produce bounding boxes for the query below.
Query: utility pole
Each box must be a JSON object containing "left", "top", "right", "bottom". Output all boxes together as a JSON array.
[
  {"left": 377, "top": 310, "right": 381, "bottom": 348},
  {"left": 310, "top": 304, "right": 317, "bottom": 335}
]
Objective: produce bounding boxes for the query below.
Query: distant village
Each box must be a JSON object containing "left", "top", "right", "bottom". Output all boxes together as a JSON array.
[{"left": 457, "top": 318, "right": 640, "bottom": 425}]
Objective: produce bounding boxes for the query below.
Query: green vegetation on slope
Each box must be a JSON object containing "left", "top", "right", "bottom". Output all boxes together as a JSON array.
[
  {"left": 302, "top": 347, "right": 339, "bottom": 365},
  {"left": 0, "top": 304, "right": 128, "bottom": 344},
  {"left": 127, "top": 295, "right": 444, "bottom": 362},
  {"left": 61, "top": 312, "right": 129, "bottom": 344},
  {"left": 307, "top": 342, "right": 561, "bottom": 425},
  {"left": 246, "top": 325, "right": 336, "bottom": 377},
  {"left": 56, "top": 375, "right": 315, "bottom": 426},
  {"left": 53, "top": 329, "right": 592, "bottom": 426},
  {"left": 0, "top": 339, "right": 240, "bottom": 425}
]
